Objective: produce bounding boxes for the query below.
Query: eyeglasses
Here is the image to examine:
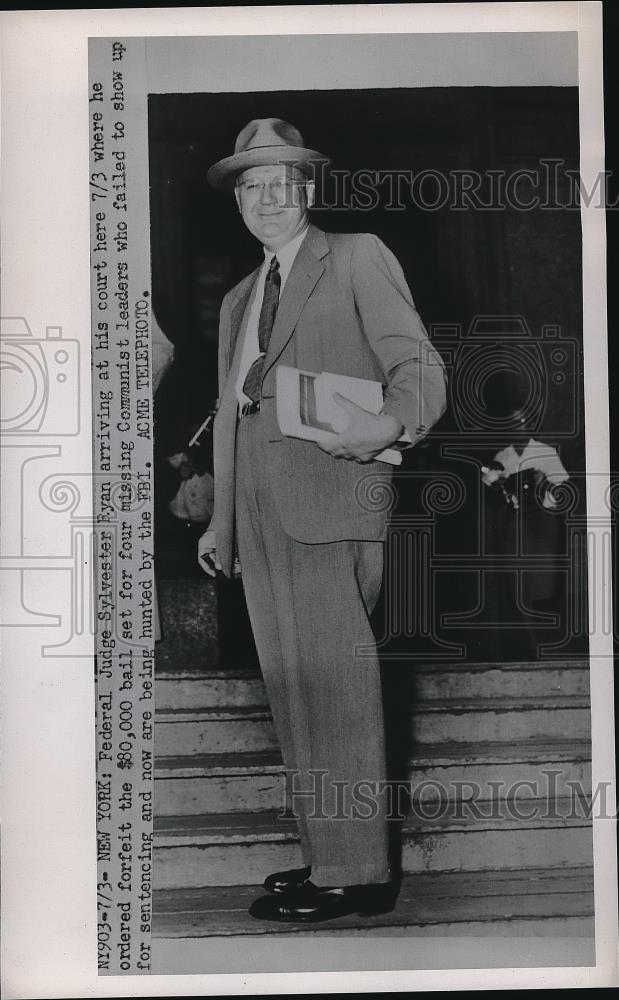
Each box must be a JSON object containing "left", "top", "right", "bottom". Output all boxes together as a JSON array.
[{"left": 236, "top": 177, "right": 306, "bottom": 195}]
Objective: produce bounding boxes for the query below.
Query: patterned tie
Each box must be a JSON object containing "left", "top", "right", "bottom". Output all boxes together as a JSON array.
[{"left": 242, "top": 255, "right": 281, "bottom": 403}]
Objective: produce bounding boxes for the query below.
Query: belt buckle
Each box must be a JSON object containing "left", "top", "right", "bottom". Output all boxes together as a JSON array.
[{"left": 241, "top": 400, "right": 260, "bottom": 417}]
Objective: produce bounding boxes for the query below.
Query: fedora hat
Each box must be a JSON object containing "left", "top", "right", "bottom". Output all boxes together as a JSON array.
[{"left": 207, "top": 117, "right": 330, "bottom": 192}]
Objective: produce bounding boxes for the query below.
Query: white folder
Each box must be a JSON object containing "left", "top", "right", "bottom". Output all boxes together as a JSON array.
[{"left": 275, "top": 364, "right": 411, "bottom": 466}]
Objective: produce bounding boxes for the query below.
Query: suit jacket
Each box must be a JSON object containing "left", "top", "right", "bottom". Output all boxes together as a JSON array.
[{"left": 211, "top": 224, "right": 447, "bottom": 576}]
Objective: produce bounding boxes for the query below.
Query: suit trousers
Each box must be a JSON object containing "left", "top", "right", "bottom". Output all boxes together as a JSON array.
[{"left": 234, "top": 410, "right": 391, "bottom": 887}]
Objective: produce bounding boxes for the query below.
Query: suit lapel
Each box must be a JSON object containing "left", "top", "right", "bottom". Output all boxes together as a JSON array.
[{"left": 263, "top": 225, "right": 329, "bottom": 378}]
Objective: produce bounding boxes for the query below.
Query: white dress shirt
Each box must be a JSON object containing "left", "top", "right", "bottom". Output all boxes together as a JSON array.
[
  {"left": 236, "top": 225, "right": 309, "bottom": 406},
  {"left": 493, "top": 438, "right": 569, "bottom": 484}
]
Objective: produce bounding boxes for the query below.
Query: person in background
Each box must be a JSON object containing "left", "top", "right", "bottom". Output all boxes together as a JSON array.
[
  {"left": 154, "top": 358, "right": 217, "bottom": 578},
  {"left": 481, "top": 372, "right": 570, "bottom": 658}
]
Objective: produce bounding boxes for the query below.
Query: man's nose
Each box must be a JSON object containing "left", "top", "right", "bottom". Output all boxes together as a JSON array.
[{"left": 259, "top": 183, "right": 276, "bottom": 205}]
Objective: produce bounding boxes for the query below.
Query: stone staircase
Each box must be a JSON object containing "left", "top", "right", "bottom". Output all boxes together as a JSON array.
[{"left": 152, "top": 655, "right": 594, "bottom": 940}]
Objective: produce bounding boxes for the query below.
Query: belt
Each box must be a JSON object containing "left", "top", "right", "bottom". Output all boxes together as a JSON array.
[{"left": 240, "top": 400, "right": 261, "bottom": 417}]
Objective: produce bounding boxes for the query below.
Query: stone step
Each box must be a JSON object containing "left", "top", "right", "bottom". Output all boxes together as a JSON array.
[
  {"left": 155, "top": 660, "right": 590, "bottom": 710},
  {"left": 152, "top": 865, "right": 594, "bottom": 942},
  {"left": 154, "top": 740, "right": 592, "bottom": 816},
  {"left": 153, "top": 799, "right": 593, "bottom": 889},
  {"left": 156, "top": 707, "right": 277, "bottom": 756},
  {"left": 411, "top": 697, "right": 591, "bottom": 743},
  {"left": 157, "top": 672, "right": 268, "bottom": 710},
  {"left": 155, "top": 697, "right": 591, "bottom": 757},
  {"left": 156, "top": 749, "right": 283, "bottom": 815}
]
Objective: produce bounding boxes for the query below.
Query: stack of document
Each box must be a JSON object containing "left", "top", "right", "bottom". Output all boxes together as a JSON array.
[{"left": 275, "top": 365, "right": 411, "bottom": 466}]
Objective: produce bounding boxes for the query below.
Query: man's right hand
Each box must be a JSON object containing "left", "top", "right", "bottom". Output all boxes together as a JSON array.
[{"left": 198, "top": 527, "right": 221, "bottom": 577}]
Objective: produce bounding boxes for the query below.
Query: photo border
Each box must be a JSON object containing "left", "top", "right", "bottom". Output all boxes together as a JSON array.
[{"left": 1, "top": 4, "right": 616, "bottom": 996}]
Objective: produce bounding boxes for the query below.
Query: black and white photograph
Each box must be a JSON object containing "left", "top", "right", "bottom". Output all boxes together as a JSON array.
[
  {"left": 147, "top": 30, "right": 599, "bottom": 973},
  {"left": 1, "top": 4, "right": 618, "bottom": 996},
  {"left": 149, "top": 56, "right": 593, "bottom": 952}
]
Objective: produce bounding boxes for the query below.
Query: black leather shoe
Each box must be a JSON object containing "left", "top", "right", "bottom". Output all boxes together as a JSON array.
[
  {"left": 249, "top": 880, "right": 397, "bottom": 923},
  {"left": 263, "top": 865, "right": 312, "bottom": 894}
]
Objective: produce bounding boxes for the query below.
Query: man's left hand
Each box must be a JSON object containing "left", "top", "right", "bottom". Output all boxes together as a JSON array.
[{"left": 316, "top": 393, "right": 404, "bottom": 463}]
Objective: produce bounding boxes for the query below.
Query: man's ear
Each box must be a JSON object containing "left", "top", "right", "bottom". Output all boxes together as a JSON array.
[
  {"left": 234, "top": 184, "right": 242, "bottom": 212},
  {"left": 305, "top": 179, "right": 316, "bottom": 210}
]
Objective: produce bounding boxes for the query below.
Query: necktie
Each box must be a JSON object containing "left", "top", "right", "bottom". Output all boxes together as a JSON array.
[{"left": 242, "top": 255, "right": 281, "bottom": 403}]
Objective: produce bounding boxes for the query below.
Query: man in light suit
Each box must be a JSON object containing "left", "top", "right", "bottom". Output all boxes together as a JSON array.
[{"left": 199, "top": 118, "right": 447, "bottom": 922}]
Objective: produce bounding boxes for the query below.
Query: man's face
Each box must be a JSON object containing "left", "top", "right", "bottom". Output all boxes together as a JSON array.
[{"left": 234, "top": 164, "right": 314, "bottom": 251}]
